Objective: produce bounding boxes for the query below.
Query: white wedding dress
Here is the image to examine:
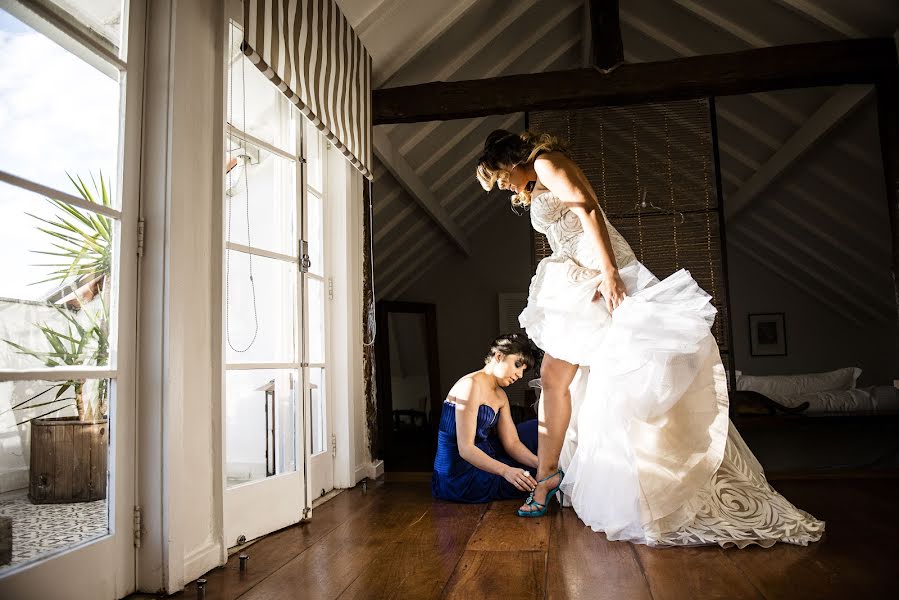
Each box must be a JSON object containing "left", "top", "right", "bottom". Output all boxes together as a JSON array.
[{"left": 519, "top": 191, "right": 824, "bottom": 548}]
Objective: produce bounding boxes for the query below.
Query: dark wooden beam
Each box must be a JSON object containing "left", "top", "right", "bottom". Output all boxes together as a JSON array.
[
  {"left": 373, "top": 38, "right": 897, "bottom": 125},
  {"left": 876, "top": 75, "right": 899, "bottom": 313},
  {"left": 586, "top": 0, "right": 623, "bottom": 72}
]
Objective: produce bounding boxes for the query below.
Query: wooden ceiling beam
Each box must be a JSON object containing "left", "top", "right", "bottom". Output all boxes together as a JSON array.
[{"left": 373, "top": 38, "right": 896, "bottom": 124}]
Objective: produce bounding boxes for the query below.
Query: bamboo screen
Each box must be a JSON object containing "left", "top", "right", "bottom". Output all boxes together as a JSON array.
[{"left": 529, "top": 100, "right": 731, "bottom": 362}]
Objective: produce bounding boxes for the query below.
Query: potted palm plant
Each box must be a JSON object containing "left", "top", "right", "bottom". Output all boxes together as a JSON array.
[{"left": 3, "top": 173, "right": 111, "bottom": 503}]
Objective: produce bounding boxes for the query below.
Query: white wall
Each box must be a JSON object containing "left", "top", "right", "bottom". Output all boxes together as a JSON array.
[
  {"left": 396, "top": 204, "right": 533, "bottom": 397},
  {"left": 722, "top": 101, "right": 899, "bottom": 385},
  {"left": 726, "top": 245, "right": 899, "bottom": 385},
  {"left": 137, "top": 0, "right": 224, "bottom": 590}
]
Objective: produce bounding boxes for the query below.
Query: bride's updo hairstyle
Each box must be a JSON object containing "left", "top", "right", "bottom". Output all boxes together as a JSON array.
[
  {"left": 484, "top": 333, "right": 540, "bottom": 370},
  {"left": 475, "top": 129, "right": 568, "bottom": 208}
]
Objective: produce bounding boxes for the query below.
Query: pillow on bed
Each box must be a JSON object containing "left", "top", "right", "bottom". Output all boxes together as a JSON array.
[{"left": 736, "top": 367, "right": 862, "bottom": 402}]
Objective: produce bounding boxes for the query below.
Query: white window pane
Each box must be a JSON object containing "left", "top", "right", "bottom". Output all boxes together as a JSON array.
[
  {"left": 306, "top": 191, "right": 324, "bottom": 276},
  {"left": 0, "top": 377, "right": 111, "bottom": 573},
  {"left": 305, "top": 278, "right": 325, "bottom": 364},
  {"left": 50, "top": 0, "right": 124, "bottom": 51},
  {"left": 0, "top": 8, "right": 121, "bottom": 206},
  {"left": 228, "top": 22, "right": 295, "bottom": 155},
  {"left": 309, "top": 367, "right": 326, "bottom": 455},
  {"left": 225, "top": 369, "right": 298, "bottom": 487},
  {"left": 304, "top": 119, "right": 323, "bottom": 192},
  {"left": 0, "top": 181, "right": 116, "bottom": 370},
  {"left": 225, "top": 251, "right": 296, "bottom": 364},
  {"left": 225, "top": 146, "right": 297, "bottom": 258}
]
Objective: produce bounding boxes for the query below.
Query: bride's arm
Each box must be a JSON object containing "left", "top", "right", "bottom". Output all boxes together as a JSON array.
[{"left": 534, "top": 153, "right": 627, "bottom": 311}]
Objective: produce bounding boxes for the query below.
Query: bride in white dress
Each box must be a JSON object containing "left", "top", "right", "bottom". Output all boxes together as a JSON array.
[{"left": 475, "top": 129, "right": 824, "bottom": 547}]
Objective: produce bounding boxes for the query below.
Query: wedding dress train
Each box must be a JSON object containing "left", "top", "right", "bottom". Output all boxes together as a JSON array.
[{"left": 519, "top": 191, "right": 824, "bottom": 547}]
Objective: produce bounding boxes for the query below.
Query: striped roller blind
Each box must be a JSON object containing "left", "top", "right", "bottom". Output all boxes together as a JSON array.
[{"left": 242, "top": 0, "right": 373, "bottom": 180}]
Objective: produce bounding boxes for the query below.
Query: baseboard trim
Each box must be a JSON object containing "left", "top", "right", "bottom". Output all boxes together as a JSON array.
[
  {"left": 182, "top": 539, "right": 223, "bottom": 585},
  {"left": 353, "top": 459, "right": 385, "bottom": 483}
]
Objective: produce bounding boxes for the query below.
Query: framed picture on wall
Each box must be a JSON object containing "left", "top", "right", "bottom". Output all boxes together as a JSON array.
[{"left": 748, "top": 313, "right": 787, "bottom": 356}]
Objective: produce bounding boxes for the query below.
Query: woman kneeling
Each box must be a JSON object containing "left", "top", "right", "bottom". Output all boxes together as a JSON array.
[{"left": 432, "top": 333, "right": 541, "bottom": 503}]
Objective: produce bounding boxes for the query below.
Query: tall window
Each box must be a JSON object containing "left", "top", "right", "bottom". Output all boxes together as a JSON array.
[
  {"left": 0, "top": 0, "right": 133, "bottom": 573},
  {"left": 222, "top": 24, "right": 329, "bottom": 490}
]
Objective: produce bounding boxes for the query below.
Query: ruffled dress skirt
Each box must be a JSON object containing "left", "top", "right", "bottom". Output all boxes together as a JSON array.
[{"left": 519, "top": 257, "right": 825, "bottom": 547}]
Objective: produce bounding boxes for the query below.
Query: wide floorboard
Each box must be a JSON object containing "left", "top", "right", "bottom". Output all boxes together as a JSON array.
[{"left": 130, "top": 478, "right": 898, "bottom": 599}]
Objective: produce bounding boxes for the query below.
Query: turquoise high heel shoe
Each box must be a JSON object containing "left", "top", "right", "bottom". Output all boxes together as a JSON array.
[{"left": 517, "top": 469, "right": 565, "bottom": 518}]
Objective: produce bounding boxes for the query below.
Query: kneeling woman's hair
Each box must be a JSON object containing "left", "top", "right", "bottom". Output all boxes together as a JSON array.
[{"left": 484, "top": 333, "right": 540, "bottom": 370}]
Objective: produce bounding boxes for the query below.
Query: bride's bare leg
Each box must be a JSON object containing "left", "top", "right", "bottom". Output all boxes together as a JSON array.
[{"left": 520, "top": 353, "right": 578, "bottom": 513}]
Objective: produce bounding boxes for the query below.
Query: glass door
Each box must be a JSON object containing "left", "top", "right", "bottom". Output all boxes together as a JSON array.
[
  {"left": 303, "top": 121, "right": 334, "bottom": 501},
  {"left": 221, "top": 13, "right": 307, "bottom": 545},
  {"left": 0, "top": 0, "right": 142, "bottom": 597}
]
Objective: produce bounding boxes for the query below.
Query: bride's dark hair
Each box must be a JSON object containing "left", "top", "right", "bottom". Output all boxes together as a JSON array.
[
  {"left": 475, "top": 129, "right": 568, "bottom": 207},
  {"left": 484, "top": 333, "right": 541, "bottom": 370}
]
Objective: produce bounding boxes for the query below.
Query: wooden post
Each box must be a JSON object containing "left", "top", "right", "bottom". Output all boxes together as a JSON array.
[
  {"left": 876, "top": 74, "right": 899, "bottom": 317},
  {"left": 585, "top": 0, "right": 623, "bottom": 72},
  {"left": 709, "top": 98, "right": 739, "bottom": 396}
]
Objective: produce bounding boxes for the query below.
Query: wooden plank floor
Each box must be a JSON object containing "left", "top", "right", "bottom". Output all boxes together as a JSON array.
[{"left": 132, "top": 478, "right": 898, "bottom": 600}]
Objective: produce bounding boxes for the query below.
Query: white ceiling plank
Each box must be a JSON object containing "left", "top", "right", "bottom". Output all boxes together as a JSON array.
[
  {"left": 784, "top": 181, "right": 890, "bottom": 252},
  {"left": 413, "top": 0, "right": 540, "bottom": 86},
  {"left": 771, "top": 0, "right": 866, "bottom": 38},
  {"left": 750, "top": 212, "right": 894, "bottom": 311},
  {"left": 715, "top": 106, "right": 781, "bottom": 150},
  {"left": 379, "top": 0, "right": 539, "bottom": 137},
  {"left": 427, "top": 37, "right": 578, "bottom": 188},
  {"left": 428, "top": 114, "right": 523, "bottom": 191},
  {"left": 375, "top": 216, "right": 431, "bottom": 265},
  {"left": 718, "top": 141, "right": 761, "bottom": 171},
  {"left": 355, "top": 0, "right": 403, "bottom": 37},
  {"left": 372, "top": 0, "right": 480, "bottom": 88},
  {"left": 726, "top": 85, "right": 873, "bottom": 219},
  {"left": 727, "top": 236, "right": 866, "bottom": 326},
  {"left": 733, "top": 223, "right": 883, "bottom": 321},
  {"left": 773, "top": 201, "right": 886, "bottom": 276},
  {"left": 373, "top": 200, "right": 418, "bottom": 244},
  {"left": 380, "top": 237, "right": 449, "bottom": 298},
  {"left": 721, "top": 169, "right": 743, "bottom": 189},
  {"left": 671, "top": 0, "right": 771, "bottom": 47},
  {"left": 371, "top": 183, "right": 403, "bottom": 216},
  {"left": 620, "top": 9, "right": 693, "bottom": 56},
  {"left": 394, "top": 2, "right": 578, "bottom": 156},
  {"left": 373, "top": 128, "right": 471, "bottom": 255},
  {"left": 394, "top": 202, "right": 518, "bottom": 301},
  {"left": 751, "top": 93, "right": 806, "bottom": 126}
]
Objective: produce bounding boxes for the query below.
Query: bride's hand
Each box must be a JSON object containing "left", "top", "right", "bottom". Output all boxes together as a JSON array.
[
  {"left": 503, "top": 467, "right": 537, "bottom": 492},
  {"left": 593, "top": 271, "right": 627, "bottom": 313}
]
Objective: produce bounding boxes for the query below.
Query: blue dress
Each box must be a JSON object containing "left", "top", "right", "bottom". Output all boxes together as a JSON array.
[{"left": 432, "top": 400, "right": 539, "bottom": 503}]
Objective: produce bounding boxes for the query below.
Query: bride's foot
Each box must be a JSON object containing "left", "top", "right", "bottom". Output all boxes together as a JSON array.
[{"left": 517, "top": 470, "right": 564, "bottom": 517}]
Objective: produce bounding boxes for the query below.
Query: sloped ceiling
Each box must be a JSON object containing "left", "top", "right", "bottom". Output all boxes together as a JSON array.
[{"left": 336, "top": 0, "right": 899, "bottom": 314}]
